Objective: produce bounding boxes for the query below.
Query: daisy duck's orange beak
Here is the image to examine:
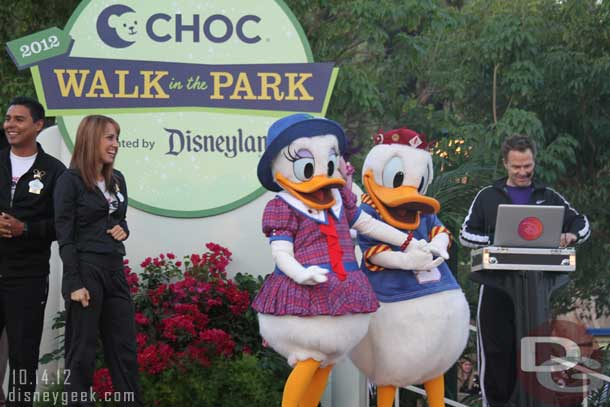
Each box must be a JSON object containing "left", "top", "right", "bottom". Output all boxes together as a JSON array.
[
  {"left": 275, "top": 172, "right": 346, "bottom": 210},
  {"left": 363, "top": 169, "right": 439, "bottom": 229}
]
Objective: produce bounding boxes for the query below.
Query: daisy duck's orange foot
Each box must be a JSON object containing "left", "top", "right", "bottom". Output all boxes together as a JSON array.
[
  {"left": 281, "top": 359, "right": 333, "bottom": 407},
  {"left": 299, "top": 364, "right": 333, "bottom": 407}
]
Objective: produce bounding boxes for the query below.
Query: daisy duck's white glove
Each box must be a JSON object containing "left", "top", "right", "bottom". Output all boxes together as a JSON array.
[
  {"left": 352, "top": 211, "right": 409, "bottom": 247},
  {"left": 425, "top": 232, "right": 450, "bottom": 260},
  {"left": 271, "top": 240, "right": 329, "bottom": 285}
]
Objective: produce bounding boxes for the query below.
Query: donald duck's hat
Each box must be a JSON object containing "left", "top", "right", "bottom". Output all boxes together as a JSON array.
[{"left": 257, "top": 113, "right": 346, "bottom": 192}]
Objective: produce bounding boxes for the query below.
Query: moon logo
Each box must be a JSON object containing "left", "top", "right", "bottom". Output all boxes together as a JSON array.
[{"left": 96, "top": 4, "right": 138, "bottom": 49}]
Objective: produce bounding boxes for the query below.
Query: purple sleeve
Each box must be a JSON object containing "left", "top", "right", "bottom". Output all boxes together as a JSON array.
[
  {"left": 340, "top": 187, "right": 361, "bottom": 225},
  {"left": 262, "top": 197, "right": 299, "bottom": 242}
]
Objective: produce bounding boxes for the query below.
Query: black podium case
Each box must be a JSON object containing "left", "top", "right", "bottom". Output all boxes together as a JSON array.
[{"left": 469, "top": 246, "right": 576, "bottom": 407}]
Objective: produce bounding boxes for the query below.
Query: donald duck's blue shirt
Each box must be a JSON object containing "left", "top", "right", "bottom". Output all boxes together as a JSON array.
[{"left": 358, "top": 202, "right": 460, "bottom": 303}]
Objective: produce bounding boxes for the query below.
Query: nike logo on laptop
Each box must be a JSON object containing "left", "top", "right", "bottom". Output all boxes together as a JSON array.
[{"left": 536, "top": 200, "right": 545, "bottom": 204}]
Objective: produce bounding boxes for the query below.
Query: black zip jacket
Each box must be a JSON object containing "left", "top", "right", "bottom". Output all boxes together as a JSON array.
[
  {"left": 0, "top": 144, "right": 66, "bottom": 277},
  {"left": 459, "top": 177, "right": 590, "bottom": 248},
  {"left": 54, "top": 169, "right": 129, "bottom": 296}
]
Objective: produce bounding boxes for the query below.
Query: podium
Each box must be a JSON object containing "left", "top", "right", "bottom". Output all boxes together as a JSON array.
[{"left": 469, "top": 246, "right": 576, "bottom": 407}]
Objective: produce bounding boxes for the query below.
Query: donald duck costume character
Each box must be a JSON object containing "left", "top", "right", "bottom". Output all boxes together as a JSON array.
[
  {"left": 252, "top": 114, "right": 439, "bottom": 407},
  {"left": 350, "top": 128, "right": 470, "bottom": 407}
]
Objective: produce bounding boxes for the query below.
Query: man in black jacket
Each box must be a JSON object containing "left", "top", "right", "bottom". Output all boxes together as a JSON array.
[
  {"left": 0, "top": 129, "right": 7, "bottom": 150},
  {"left": 1, "top": 96, "right": 66, "bottom": 406},
  {"left": 459, "top": 134, "right": 590, "bottom": 407}
]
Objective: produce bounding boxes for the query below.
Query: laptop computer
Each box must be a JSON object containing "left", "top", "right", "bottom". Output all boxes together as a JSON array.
[{"left": 493, "top": 204, "right": 565, "bottom": 248}]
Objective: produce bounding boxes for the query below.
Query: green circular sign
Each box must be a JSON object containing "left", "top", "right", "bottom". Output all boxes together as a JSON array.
[{"left": 55, "top": 0, "right": 321, "bottom": 217}]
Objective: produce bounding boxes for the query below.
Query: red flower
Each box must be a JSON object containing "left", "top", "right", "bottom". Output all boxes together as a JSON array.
[
  {"left": 135, "top": 312, "right": 149, "bottom": 326},
  {"left": 199, "top": 329, "right": 235, "bottom": 357},
  {"left": 92, "top": 368, "right": 114, "bottom": 399},
  {"left": 184, "top": 344, "right": 211, "bottom": 367},
  {"left": 140, "top": 257, "right": 152, "bottom": 268},
  {"left": 128, "top": 243, "right": 255, "bottom": 377},
  {"left": 206, "top": 298, "right": 222, "bottom": 308},
  {"left": 138, "top": 343, "right": 174, "bottom": 375},
  {"left": 136, "top": 333, "right": 148, "bottom": 350},
  {"left": 161, "top": 314, "right": 196, "bottom": 342},
  {"left": 148, "top": 284, "right": 168, "bottom": 306},
  {"left": 173, "top": 303, "right": 209, "bottom": 328},
  {"left": 124, "top": 271, "right": 139, "bottom": 294},
  {"left": 190, "top": 254, "right": 201, "bottom": 266}
]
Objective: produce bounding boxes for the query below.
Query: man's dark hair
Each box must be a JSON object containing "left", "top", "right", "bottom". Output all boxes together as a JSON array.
[
  {"left": 501, "top": 134, "right": 537, "bottom": 160},
  {"left": 7, "top": 96, "right": 45, "bottom": 123}
]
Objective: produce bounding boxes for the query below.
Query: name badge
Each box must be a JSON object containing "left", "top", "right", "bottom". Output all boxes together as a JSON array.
[
  {"left": 28, "top": 179, "right": 44, "bottom": 194},
  {"left": 414, "top": 267, "right": 441, "bottom": 284},
  {"left": 116, "top": 191, "right": 125, "bottom": 202}
]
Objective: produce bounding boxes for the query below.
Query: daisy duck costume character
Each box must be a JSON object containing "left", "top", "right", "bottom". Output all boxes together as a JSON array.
[
  {"left": 252, "top": 114, "right": 427, "bottom": 407},
  {"left": 350, "top": 128, "right": 470, "bottom": 407}
]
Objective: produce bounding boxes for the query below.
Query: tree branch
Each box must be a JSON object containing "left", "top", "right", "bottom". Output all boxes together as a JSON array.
[{"left": 492, "top": 63, "right": 500, "bottom": 125}]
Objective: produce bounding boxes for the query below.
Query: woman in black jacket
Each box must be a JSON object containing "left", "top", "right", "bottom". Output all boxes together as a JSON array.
[{"left": 54, "top": 115, "right": 142, "bottom": 406}]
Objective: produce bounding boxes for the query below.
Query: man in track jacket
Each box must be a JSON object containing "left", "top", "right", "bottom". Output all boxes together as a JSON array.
[
  {"left": 0, "top": 97, "right": 65, "bottom": 406},
  {"left": 459, "top": 134, "right": 590, "bottom": 407}
]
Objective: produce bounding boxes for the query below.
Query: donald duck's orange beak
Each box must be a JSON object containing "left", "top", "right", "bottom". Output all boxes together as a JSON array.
[
  {"left": 363, "top": 169, "right": 439, "bottom": 229},
  {"left": 275, "top": 172, "right": 346, "bottom": 210}
]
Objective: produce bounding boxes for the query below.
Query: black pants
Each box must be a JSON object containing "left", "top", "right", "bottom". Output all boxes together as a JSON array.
[
  {"left": 477, "top": 285, "right": 517, "bottom": 407},
  {"left": 64, "top": 253, "right": 143, "bottom": 407},
  {"left": 0, "top": 276, "right": 48, "bottom": 407}
]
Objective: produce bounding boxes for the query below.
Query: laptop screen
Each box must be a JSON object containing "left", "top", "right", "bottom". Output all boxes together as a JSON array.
[{"left": 493, "top": 204, "right": 565, "bottom": 248}]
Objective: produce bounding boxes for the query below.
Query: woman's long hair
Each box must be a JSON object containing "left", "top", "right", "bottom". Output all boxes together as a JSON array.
[
  {"left": 457, "top": 359, "right": 476, "bottom": 392},
  {"left": 70, "top": 115, "right": 120, "bottom": 190}
]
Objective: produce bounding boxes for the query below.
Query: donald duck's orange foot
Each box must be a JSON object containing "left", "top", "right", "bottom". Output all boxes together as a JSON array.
[
  {"left": 377, "top": 385, "right": 397, "bottom": 407},
  {"left": 424, "top": 375, "right": 446, "bottom": 407},
  {"left": 282, "top": 359, "right": 333, "bottom": 407}
]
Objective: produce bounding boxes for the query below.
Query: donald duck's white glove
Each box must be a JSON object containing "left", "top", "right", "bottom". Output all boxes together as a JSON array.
[
  {"left": 271, "top": 240, "right": 329, "bottom": 285},
  {"left": 370, "top": 243, "right": 444, "bottom": 271},
  {"left": 425, "top": 233, "right": 450, "bottom": 260},
  {"left": 404, "top": 238, "right": 428, "bottom": 252}
]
